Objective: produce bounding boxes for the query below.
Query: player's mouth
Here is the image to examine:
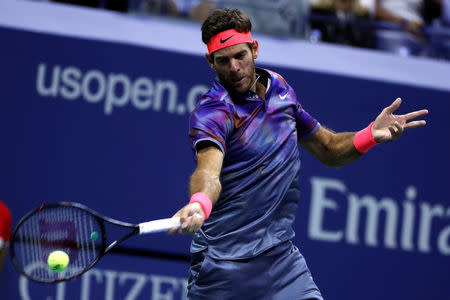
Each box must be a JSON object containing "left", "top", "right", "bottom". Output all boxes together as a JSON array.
[{"left": 231, "top": 77, "right": 245, "bottom": 85}]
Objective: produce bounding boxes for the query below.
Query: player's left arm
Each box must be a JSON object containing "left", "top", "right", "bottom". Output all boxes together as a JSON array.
[{"left": 300, "top": 98, "right": 428, "bottom": 168}]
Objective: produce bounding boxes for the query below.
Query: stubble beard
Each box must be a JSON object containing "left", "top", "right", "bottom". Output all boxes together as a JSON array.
[{"left": 218, "top": 62, "right": 256, "bottom": 97}]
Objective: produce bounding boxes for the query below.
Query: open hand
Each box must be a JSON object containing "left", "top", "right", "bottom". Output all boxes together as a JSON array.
[{"left": 372, "top": 98, "right": 428, "bottom": 142}]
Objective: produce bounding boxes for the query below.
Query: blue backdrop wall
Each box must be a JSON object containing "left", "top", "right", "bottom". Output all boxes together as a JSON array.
[{"left": 1, "top": 1, "right": 450, "bottom": 300}]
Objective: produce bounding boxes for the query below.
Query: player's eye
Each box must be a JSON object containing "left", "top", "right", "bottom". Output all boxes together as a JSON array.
[
  {"left": 216, "top": 57, "right": 228, "bottom": 65},
  {"left": 235, "top": 52, "right": 246, "bottom": 59}
]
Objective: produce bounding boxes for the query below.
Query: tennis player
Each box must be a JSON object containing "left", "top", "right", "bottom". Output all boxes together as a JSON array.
[{"left": 169, "top": 8, "right": 428, "bottom": 299}]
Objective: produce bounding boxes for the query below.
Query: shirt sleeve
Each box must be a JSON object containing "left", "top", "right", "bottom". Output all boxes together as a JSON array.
[
  {"left": 189, "top": 99, "right": 234, "bottom": 156},
  {"left": 293, "top": 90, "right": 320, "bottom": 139}
]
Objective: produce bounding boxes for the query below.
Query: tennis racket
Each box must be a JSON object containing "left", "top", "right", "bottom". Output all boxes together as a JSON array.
[{"left": 10, "top": 202, "right": 180, "bottom": 283}]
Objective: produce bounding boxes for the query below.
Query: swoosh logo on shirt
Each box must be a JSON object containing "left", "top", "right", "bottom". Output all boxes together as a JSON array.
[
  {"left": 220, "top": 35, "right": 234, "bottom": 43},
  {"left": 279, "top": 91, "right": 289, "bottom": 100}
]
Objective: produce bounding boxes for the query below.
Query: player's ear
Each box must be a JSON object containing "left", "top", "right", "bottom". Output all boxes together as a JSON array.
[
  {"left": 205, "top": 53, "right": 215, "bottom": 70},
  {"left": 251, "top": 40, "right": 259, "bottom": 59}
]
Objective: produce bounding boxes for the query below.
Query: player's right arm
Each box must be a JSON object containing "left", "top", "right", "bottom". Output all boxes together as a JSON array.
[
  {"left": 170, "top": 96, "right": 232, "bottom": 234},
  {"left": 169, "top": 142, "right": 224, "bottom": 234}
]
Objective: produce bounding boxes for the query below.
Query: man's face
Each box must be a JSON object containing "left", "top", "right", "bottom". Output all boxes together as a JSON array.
[{"left": 207, "top": 42, "right": 259, "bottom": 95}]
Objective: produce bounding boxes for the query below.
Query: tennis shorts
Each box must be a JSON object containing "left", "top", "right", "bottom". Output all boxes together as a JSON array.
[{"left": 187, "top": 240, "right": 323, "bottom": 300}]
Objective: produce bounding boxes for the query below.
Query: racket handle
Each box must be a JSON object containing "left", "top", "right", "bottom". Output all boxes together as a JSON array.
[{"left": 138, "top": 217, "right": 180, "bottom": 234}]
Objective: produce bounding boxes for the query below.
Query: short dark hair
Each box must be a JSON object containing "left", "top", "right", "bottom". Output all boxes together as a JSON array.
[{"left": 201, "top": 8, "right": 252, "bottom": 45}]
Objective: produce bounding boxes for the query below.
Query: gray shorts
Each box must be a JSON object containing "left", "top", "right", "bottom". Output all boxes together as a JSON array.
[{"left": 187, "top": 240, "right": 323, "bottom": 300}]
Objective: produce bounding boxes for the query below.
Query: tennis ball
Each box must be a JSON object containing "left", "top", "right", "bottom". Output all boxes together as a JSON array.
[
  {"left": 91, "top": 231, "right": 98, "bottom": 241},
  {"left": 47, "top": 250, "right": 69, "bottom": 272}
]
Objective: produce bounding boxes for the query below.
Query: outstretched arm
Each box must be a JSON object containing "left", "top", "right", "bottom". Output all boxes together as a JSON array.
[
  {"left": 300, "top": 98, "right": 428, "bottom": 168},
  {"left": 300, "top": 126, "right": 360, "bottom": 168},
  {"left": 168, "top": 143, "right": 223, "bottom": 234}
]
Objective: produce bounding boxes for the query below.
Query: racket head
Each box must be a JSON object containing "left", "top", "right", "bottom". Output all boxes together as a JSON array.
[{"left": 10, "top": 202, "right": 106, "bottom": 283}]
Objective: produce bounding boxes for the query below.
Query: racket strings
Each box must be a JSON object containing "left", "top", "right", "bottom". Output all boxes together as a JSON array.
[{"left": 12, "top": 206, "right": 103, "bottom": 282}]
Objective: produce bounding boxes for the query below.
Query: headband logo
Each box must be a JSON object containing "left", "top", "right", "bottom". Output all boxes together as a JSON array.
[
  {"left": 220, "top": 35, "right": 234, "bottom": 44},
  {"left": 207, "top": 29, "right": 253, "bottom": 54}
]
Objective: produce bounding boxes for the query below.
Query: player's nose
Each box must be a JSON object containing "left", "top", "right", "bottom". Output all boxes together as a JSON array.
[{"left": 229, "top": 58, "right": 240, "bottom": 72}]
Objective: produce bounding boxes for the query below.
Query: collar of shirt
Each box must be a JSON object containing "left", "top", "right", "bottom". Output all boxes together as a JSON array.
[{"left": 213, "top": 68, "right": 273, "bottom": 104}]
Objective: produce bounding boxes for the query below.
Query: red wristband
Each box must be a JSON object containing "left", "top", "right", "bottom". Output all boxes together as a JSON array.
[
  {"left": 353, "top": 122, "right": 381, "bottom": 153},
  {"left": 189, "top": 193, "right": 212, "bottom": 220}
]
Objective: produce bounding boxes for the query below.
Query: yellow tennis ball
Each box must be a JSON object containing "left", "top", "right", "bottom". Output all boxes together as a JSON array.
[{"left": 47, "top": 250, "right": 69, "bottom": 272}]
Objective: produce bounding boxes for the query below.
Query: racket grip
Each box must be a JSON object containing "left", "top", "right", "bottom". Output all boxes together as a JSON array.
[{"left": 138, "top": 217, "right": 180, "bottom": 234}]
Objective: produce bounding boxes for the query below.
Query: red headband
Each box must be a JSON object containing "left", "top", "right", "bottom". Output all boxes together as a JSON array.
[{"left": 207, "top": 29, "right": 253, "bottom": 54}]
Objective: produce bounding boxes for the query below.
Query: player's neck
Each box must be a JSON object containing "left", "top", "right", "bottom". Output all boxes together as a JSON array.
[
  {"left": 249, "top": 74, "right": 260, "bottom": 94},
  {"left": 249, "top": 73, "right": 267, "bottom": 100}
]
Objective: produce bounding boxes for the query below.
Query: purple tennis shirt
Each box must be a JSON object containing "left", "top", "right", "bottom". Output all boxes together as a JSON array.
[{"left": 189, "top": 68, "right": 320, "bottom": 259}]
